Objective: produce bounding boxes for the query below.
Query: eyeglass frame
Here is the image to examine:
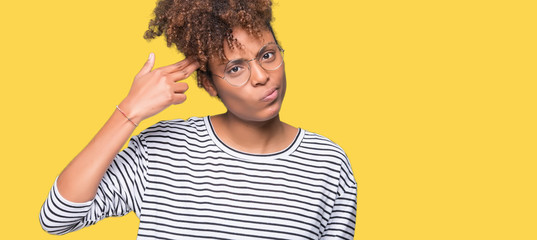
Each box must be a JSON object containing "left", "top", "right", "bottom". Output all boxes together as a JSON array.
[{"left": 211, "top": 42, "right": 285, "bottom": 87}]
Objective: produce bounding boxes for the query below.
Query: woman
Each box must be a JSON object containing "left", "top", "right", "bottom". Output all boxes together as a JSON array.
[{"left": 39, "top": 0, "right": 357, "bottom": 239}]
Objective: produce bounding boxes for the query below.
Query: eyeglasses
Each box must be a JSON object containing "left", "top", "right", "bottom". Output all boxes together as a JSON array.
[{"left": 212, "top": 42, "right": 285, "bottom": 87}]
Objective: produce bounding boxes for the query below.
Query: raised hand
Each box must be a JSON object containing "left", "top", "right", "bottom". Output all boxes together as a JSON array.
[
  {"left": 119, "top": 53, "right": 200, "bottom": 124},
  {"left": 52, "top": 54, "right": 199, "bottom": 204}
]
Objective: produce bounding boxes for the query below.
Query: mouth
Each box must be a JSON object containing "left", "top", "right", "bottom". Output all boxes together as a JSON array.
[{"left": 260, "top": 88, "right": 279, "bottom": 102}]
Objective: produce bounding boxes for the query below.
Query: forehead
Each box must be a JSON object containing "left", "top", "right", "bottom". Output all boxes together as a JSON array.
[{"left": 221, "top": 27, "right": 276, "bottom": 62}]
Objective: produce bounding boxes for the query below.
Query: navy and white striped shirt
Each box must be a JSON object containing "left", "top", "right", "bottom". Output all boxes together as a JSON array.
[{"left": 40, "top": 116, "right": 357, "bottom": 239}]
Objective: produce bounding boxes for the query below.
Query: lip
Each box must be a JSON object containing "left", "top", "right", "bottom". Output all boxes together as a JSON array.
[{"left": 260, "top": 88, "right": 278, "bottom": 102}]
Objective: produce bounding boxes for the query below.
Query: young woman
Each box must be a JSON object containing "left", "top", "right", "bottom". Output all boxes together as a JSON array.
[{"left": 39, "top": 0, "right": 357, "bottom": 239}]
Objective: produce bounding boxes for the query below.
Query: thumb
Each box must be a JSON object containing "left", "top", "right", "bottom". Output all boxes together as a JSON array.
[{"left": 136, "top": 52, "right": 155, "bottom": 78}]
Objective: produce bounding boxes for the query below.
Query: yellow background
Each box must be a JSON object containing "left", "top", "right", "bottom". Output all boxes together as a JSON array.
[{"left": 1, "top": 0, "right": 535, "bottom": 239}]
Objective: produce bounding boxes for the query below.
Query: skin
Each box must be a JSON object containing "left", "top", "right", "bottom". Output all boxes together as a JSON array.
[
  {"left": 204, "top": 27, "right": 298, "bottom": 154},
  {"left": 57, "top": 53, "right": 199, "bottom": 202},
  {"left": 56, "top": 27, "right": 297, "bottom": 203}
]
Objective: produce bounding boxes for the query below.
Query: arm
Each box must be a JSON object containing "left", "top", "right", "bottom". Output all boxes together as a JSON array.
[
  {"left": 321, "top": 157, "right": 357, "bottom": 240},
  {"left": 39, "top": 135, "right": 147, "bottom": 234},
  {"left": 39, "top": 53, "right": 199, "bottom": 234},
  {"left": 56, "top": 54, "right": 198, "bottom": 203}
]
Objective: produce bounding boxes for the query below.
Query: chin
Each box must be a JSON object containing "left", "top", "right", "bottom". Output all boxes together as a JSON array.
[
  {"left": 235, "top": 101, "right": 283, "bottom": 123},
  {"left": 246, "top": 109, "right": 281, "bottom": 123}
]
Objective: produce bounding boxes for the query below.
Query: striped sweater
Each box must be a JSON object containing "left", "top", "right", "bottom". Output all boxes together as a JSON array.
[{"left": 40, "top": 116, "right": 357, "bottom": 239}]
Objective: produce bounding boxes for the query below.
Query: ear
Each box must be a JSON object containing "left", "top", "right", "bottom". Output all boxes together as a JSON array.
[{"left": 201, "top": 75, "right": 219, "bottom": 97}]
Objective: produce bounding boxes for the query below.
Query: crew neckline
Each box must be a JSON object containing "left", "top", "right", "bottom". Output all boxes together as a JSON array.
[{"left": 204, "top": 116, "right": 304, "bottom": 160}]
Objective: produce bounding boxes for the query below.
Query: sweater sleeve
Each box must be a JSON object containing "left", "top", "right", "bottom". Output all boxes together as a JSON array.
[
  {"left": 320, "top": 155, "right": 357, "bottom": 240},
  {"left": 39, "top": 134, "right": 148, "bottom": 235}
]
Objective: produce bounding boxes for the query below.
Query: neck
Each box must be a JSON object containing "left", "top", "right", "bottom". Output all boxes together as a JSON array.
[{"left": 211, "top": 112, "right": 289, "bottom": 154}]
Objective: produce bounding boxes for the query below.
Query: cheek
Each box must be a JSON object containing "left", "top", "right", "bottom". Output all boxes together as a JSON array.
[
  {"left": 281, "top": 71, "right": 287, "bottom": 91},
  {"left": 221, "top": 91, "right": 246, "bottom": 106},
  {"left": 216, "top": 86, "right": 252, "bottom": 111},
  {"left": 276, "top": 69, "right": 287, "bottom": 98}
]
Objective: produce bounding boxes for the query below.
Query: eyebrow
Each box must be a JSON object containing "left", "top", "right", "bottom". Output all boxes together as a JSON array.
[{"left": 219, "top": 41, "right": 277, "bottom": 65}]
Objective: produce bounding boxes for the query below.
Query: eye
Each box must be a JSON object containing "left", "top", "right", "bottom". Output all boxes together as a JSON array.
[
  {"left": 225, "top": 65, "right": 245, "bottom": 76},
  {"left": 230, "top": 66, "right": 240, "bottom": 73},
  {"left": 262, "top": 51, "right": 275, "bottom": 61}
]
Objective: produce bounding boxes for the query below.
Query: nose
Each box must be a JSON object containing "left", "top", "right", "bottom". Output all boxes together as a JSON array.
[{"left": 249, "top": 60, "right": 269, "bottom": 86}]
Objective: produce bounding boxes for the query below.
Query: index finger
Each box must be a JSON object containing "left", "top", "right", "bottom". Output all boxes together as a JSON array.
[
  {"left": 167, "top": 60, "right": 201, "bottom": 82},
  {"left": 157, "top": 57, "right": 196, "bottom": 74}
]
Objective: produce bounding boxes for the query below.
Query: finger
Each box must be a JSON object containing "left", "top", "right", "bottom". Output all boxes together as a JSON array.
[
  {"left": 171, "top": 93, "right": 187, "bottom": 105},
  {"left": 167, "top": 61, "right": 201, "bottom": 82},
  {"left": 172, "top": 82, "right": 189, "bottom": 93},
  {"left": 158, "top": 57, "right": 194, "bottom": 73},
  {"left": 135, "top": 53, "right": 155, "bottom": 78}
]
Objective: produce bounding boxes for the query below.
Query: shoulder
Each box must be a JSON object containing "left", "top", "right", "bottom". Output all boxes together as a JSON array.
[
  {"left": 137, "top": 116, "right": 209, "bottom": 140},
  {"left": 299, "top": 129, "right": 356, "bottom": 184},
  {"left": 299, "top": 129, "right": 348, "bottom": 160}
]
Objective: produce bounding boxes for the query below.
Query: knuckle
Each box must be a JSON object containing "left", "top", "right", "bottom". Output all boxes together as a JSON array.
[
  {"left": 176, "top": 60, "right": 187, "bottom": 68},
  {"left": 163, "top": 83, "right": 171, "bottom": 92},
  {"left": 179, "top": 82, "right": 189, "bottom": 91},
  {"left": 154, "top": 69, "right": 164, "bottom": 76},
  {"left": 165, "top": 93, "right": 174, "bottom": 103},
  {"left": 180, "top": 70, "right": 189, "bottom": 78}
]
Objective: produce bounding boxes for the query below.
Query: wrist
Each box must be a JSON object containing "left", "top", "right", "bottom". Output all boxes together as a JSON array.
[{"left": 117, "top": 100, "right": 142, "bottom": 126}]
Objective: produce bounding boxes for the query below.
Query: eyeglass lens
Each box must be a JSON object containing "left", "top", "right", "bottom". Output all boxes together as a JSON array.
[{"left": 223, "top": 43, "right": 284, "bottom": 86}]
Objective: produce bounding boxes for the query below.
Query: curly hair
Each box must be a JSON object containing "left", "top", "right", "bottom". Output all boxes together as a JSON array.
[{"left": 144, "top": 0, "right": 276, "bottom": 88}]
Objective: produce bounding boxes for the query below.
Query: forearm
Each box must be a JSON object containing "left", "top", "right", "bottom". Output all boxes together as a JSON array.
[
  {"left": 55, "top": 53, "right": 197, "bottom": 203},
  {"left": 56, "top": 103, "right": 140, "bottom": 203}
]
